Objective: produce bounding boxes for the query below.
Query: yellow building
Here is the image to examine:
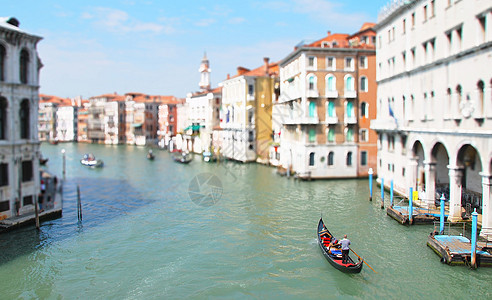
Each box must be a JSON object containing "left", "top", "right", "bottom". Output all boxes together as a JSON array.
[{"left": 219, "top": 58, "right": 279, "bottom": 163}]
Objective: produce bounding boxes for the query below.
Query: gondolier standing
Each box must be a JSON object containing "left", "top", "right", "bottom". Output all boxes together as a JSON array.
[{"left": 340, "top": 235, "right": 351, "bottom": 264}]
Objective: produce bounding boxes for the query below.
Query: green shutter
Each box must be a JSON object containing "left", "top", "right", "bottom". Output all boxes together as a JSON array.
[{"left": 309, "top": 129, "right": 316, "bottom": 142}]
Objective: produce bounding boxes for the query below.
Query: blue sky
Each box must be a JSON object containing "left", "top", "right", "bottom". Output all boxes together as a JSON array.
[{"left": 5, "top": 0, "right": 388, "bottom": 99}]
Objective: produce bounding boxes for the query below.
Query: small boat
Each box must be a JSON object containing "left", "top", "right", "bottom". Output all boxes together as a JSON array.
[
  {"left": 146, "top": 150, "right": 155, "bottom": 160},
  {"left": 39, "top": 157, "right": 49, "bottom": 165},
  {"left": 173, "top": 152, "right": 192, "bottom": 164},
  {"left": 317, "top": 217, "right": 363, "bottom": 273},
  {"left": 202, "top": 151, "right": 217, "bottom": 163},
  {"left": 80, "top": 153, "right": 104, "bottom": 168}
]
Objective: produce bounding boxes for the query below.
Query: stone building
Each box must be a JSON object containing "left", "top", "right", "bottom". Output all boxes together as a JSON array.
[
  {"left": 0, "top": 17, "right": 43, "bottom": 218},
  {"left": 372, "top": 0, "right": 492, "bottom": 236}
]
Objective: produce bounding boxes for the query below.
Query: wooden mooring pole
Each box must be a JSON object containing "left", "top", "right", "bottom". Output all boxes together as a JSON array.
[
  {"left": 77, "top": 185, "right": 82, "bottom": 222},
  {"left": 381, "top": 178, "right": 384, "bottom": 209}
]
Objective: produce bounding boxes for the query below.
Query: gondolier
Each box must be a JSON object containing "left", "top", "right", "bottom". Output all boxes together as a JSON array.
[{"left": 339, "top": 235, "right": 351, "bottom": 264}]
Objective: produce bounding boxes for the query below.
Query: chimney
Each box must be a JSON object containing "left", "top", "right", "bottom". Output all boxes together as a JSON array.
[
  {"left": 263, "top": 57, "right": 270, "bottom": 74},
  {"left": 327, "top": 31, "right": 331, "bottom": 36},
  {"left": 227, "top": 73, "right": 230, "bottom": 79}
]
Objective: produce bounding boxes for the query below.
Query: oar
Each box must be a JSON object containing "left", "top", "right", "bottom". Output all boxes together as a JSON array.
[{"left": 350, "top": 248, "right": 377, "bottom": 273}]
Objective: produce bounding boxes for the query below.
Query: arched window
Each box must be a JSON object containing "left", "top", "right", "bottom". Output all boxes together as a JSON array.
[
  {"left": 327, "top": 101, "right": 335, "bottom": 117},
  {"left": 345, "top": 75, "right": 354, "bottom": 91},
  {"left": 346, "top": 127, "right": 354, "bottom": 142},
  {"left": 360, "top": 76, "right": 368, "bottom": 92},
  {"left": 326, "top": 74, "right": 336, "bottom": 91},
  {"left": 346, "top": 101, "right": 354, "bottom": 118},
  {"left": 327, "top": 127, "right": 335, "bottom": 142},
  {"left": 0, "top": 44, "right": 5, "bottom": 81},
  {"left": 328, "top": 152, "right": 334, "bottom": 166},
  {"left": 346, "top": 151, "right": 353, "bottom": 166},
  {"left": 309, "top": 101, "right": 316, "bottom": 117},
  {"left": 20, "top": 99, "right": 30, "bottom": 139},
  {"left": 360, "top": 102, "right": 368, "bottom": 118},
  {"left": 309, "top": 152, "right": 315, "bottom": 166},
  {"left": 308, "top": 75, "right": 316, "bottom": 90},
  {"left": 0, "top": 97, "right": 6, "bottom": 140},
  {"left": 478, "top": 80, "right": 484, "bottom": 115},
  {"left": 20, "top": 49, "right": 29, "bottom": 84},
  {"left": 456, "top": 85, "right": 462, "bottom": 102}
]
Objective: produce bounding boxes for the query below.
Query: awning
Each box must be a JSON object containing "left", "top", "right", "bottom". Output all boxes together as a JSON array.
[
  {"left": 131, "top": 123, "right": 142, "bottom": 128},
  {"left": 184, "top": 125, "right": 203, "bottom": 131}
]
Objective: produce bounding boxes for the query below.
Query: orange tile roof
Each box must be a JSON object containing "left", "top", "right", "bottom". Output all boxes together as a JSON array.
[
  {"left": 300, "top": 22, "right": 376, "bottom": 50},
  {"left": 227, "top": 60, "right": 279, "bottom": 81}
]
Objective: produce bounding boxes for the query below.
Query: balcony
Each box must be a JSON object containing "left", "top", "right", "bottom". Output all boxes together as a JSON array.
[
  {"left": 283, "top": 116, "right": 319, "bottom": 125},
  {"left": 306, "top": 89, "right": 320, "bottom": 98},
  {"left": 325, "top": 90, "right": 338, "bottom": 98},
  {"left": 370, "top": 118, "right": 398, "bottom": 131},
  {"left": 325, "top": 116, "right": 339, "bottom": 124},
  {"left": 344, "top": 90, "right": 356, "bottom": 98},
  {"left": 344, "top": 116, "right": 357, "bottom": 124}
]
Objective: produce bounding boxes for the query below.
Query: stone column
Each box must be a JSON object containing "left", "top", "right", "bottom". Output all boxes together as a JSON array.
[
  {"left": 406, "top": 157, "right": 418, "bottom": 198},
  {"left": 448, "top": 166, "right": 464, "bottom": 222},
  {"left": 480, "top": 173, "right": 492, "bottom": 239},
  {"left": 423, "top": 161, "right": 437, "bottom": 208}
]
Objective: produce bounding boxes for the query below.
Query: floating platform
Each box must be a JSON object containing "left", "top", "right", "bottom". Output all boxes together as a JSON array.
[
  {"left": 0, "top": 207, "right": 62, "bottom": 233},
  {"left": 386, "top": 206, "right": 445, "bottom": 225},
  {"left": 427, "top": 233, "right": 492, "bottom": 267}
]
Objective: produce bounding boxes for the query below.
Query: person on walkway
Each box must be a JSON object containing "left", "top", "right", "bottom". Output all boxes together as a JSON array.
[{"left": 339, "top": 234, "right": 351, "bottom": 264}]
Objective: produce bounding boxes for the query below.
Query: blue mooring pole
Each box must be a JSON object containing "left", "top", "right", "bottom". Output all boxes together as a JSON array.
[
  {"left": 440, "top": 194, "right": 445, "bottom": 234},
  {"left": 369, "top": 168, "right": 373, "bottom": 201},
  {"left": 381, "top": 178, "right": 384, "bottom": 209},
  {"left": 390, "top": 180, "right": 394, "bottom": 207},
  {"left": 471, "top": 209, "right": 478, "bottom": 268},
  {"left": 409, "top": 187, "right": 414, "bottom": 224}
]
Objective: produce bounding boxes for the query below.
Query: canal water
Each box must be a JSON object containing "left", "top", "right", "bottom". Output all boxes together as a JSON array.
[{"left": 1, "top": 143, "right": 491, "bottom": 299}]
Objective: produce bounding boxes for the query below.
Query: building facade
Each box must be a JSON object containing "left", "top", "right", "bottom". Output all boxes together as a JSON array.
[
  {"left": 220, "top": 58, "right": 278, "bottom": 162},
  {"left": 372, "top": 0, "right": 492, "bottom": 235},
  {"left": 277, "top": 25, "right": 377, "bottom": 179},
  {"left": 0, "top": 17, "right": 42, "bottom": 218}
]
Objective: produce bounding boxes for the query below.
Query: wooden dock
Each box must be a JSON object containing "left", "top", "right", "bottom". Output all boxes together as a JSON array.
[
  {"left": 0, "top": 175, "right": 63, "bottom": 233},
  {"left": 427, "top": 233, "right": 492, "bottom": 267},
  {"left": 386, "top": 206, "right": 441, "bottom": 225}
]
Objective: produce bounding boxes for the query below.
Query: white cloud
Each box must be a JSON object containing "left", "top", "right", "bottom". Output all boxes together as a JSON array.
[
  {"left": 195, "top": 18, "right": 216, "bottom": 27},
  {"left": 228, "top": 17, "right": 245, "bottom": 24},
  {"left": 82, "top": 7, "right": 168, "bottom": 34}
]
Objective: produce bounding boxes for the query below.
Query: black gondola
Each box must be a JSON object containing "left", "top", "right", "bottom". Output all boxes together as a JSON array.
[
  {"left": 317, "top": 217, "right": 363, "bottom": 273},
  {"left": 172, "top": 152, "right": 192, "bottom": 164}
]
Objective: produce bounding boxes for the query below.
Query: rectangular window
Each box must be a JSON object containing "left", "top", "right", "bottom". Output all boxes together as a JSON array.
[
  {"left": 478, "top": 15, "right": 486, "bottom": 43},
  {"left": 359, "top": 56, "right": 367, "bottom": 69},
  {"left": 360, "top": 151, "right": 367, "bottom": 166},
  {"left": 423, "top": 5, "right": 428, "bottom": 22},
  {"left": 360, "top": 129, "right": 368, "bottom": 142},
  {"left": 411, "top": 12, "right": 415, "bottom": 28},
  {"left": 430, "top": 0, "right": 435, "bottom": 17},
  {"left": 0, "top": 163, "right": 7, "bottom": 186},
  {"left": 403, "top": 19, "right": 406, "bottom": 34},
  {"left": 0, "top": 201, "right": 9, "bottom": 212},
  {"left": 23, "top": 195, "right": 33, "bottom": 206},
  {"left": 22, "top": 160, "right": 33, "bottom": 182},
  {"left": 456, "top": 27, "right": 463, "bottom": 51},
  {"left": 308, "top": 56, "right": 315, "bottom": 68},
  {"left": 345, "top": 57, "right": 354, "bottom": 70},
  {"left": 446, "top": 31, "right": 452, "bottom": 54},
  {"left": 309, "top": 129, "right": 316, "bottom": 143},
  {"left": 326, "top": 57, "right": 335, "bottom": 70},
  {"left": 248, "top": 84, "right": 254, "bottom": 96}
]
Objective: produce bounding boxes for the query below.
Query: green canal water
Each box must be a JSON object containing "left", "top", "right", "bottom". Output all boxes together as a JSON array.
[{"left": 0, "top": 143, "right": 491, "bottom": 299}]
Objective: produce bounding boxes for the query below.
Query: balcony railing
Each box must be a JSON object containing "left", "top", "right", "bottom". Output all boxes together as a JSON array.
[
  {"left": 325, "top": 91, "right": 338, "bottom": 98},
  {"left": 344, "top": 116, "right": 357, "bottom": 124},
  {"left": 344, "top": 90, "right": 357, "bottom": 98},
  {"left": 325, "top": 116, "right": 339, "bottom": 124},
  {"left": 306, "top": 89, "right": 319, "bottom": 98}
]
